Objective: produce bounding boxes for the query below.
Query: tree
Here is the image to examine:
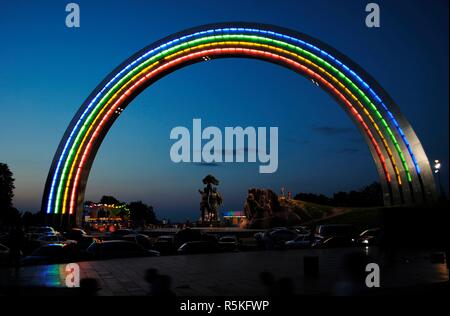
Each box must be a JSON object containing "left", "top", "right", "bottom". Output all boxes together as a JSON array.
[
  {"left": 128, "top": 201, "right": 157, "bottom": 227},
  {"left": 100, "top": 195, "right": 120, "bottom": 205},
  {"left": 0, "top": 163, "right": 15, "bottom": 210},
  {"left": 294, "top": 182, "right": 383, "bottom": 207},
  {"left": 0, "top": 163, "right": 19, "bottom": 226},
  {"left": 293, "top": 192, "right": 332, "bottom": 205},
  {"left": 358, "top": 182, "right": 383, "bottom": 206}
]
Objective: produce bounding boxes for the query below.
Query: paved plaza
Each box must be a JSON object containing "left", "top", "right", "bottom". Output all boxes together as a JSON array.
[{"left": 1, "top": 247, "right": 448, "bottom": 296}]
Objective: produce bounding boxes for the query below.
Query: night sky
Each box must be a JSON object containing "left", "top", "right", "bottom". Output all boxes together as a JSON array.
[{"left": 0, "top": 0, "right": 448, "bottom": 221}]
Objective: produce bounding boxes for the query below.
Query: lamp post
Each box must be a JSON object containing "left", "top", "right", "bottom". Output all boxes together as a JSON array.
[{"left": 433, "top": 160, "right": 444, "bottom": 200}]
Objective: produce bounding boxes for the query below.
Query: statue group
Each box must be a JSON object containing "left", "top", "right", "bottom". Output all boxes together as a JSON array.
[{"left": 199, "top": 175, "right": 223, "bottom": 224}]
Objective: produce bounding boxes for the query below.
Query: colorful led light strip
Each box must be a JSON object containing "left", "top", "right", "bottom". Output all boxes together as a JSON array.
[
  {"left": 67, "top": 48, "right": 391, "bottom": 215},
  {"left": 61, "top": 40, "right": 405, "bottom": 215},
  {"left": 46, "top": 27, "right": 419, "bottom": 215},
  {"left": 54, "top": 34, "right": 404, "bottom": 214},
  {"left": 58, "top": 37, "right": 402, "bottom": 212}
]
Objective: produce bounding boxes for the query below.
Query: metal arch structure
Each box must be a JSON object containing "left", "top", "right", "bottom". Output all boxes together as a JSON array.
[{"left": 41, "top": 22, "right": 437, "bottom": 225}]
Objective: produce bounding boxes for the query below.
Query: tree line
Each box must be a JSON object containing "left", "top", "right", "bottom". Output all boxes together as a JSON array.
[{"left": 293, "top": 182, "right": 383, "bottom": 207}]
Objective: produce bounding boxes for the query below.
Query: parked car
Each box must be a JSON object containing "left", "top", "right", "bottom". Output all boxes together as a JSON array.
[
  {"left": 110, "top": 229, "right": 137, "bottom": 239},
  {"left": 293, "top": 226, "right": 311, "bottom": 235},
  {"left": 21, "top": 243, "right": 81, "bottom": 266},
  {"left": 177, "top": 241, "right": 218, "bottom": 255},
  {"left": 314, "top": 224, "right": 357, "bottom": 245},
  {"left": 174, "top": 228, "right": 203, "bottom": 248},
  {"left": 285, "top": 235, "right": 311, "bottom": 249},
  {"left": 263, "top": 228, "right": 298, "bottom": 249},
  {"left": 153, "top": 235, "right": 176, "bottom": 255},
  {"left": 28, "top": 226, "right": 57, "bottom": 236},
  {"left": 218, "top": 235, "right": 239, "bottom": 252},
  {"left": 122, "top": 234, "right": 153, "bottom": 250},
  {"left": 314, "top": 236, "right": 356, "bottom": 248},
  {"left": 357, "top": 228, "right": 382, "bottom": 246},
  {"left": 86, "top": 240, "right": 159, "bottom": 260},
  {"left": 36, "top": 234, "right": 77, "bottom": 246},
  {"left": 63, "top": 228, "right": 88, "bottom": 240},
  {"left": 254, "top": 231, "right": 265, "bottom": 248},
  {"left": 63, "top": 228, "right": 95, "bottom": 249}
]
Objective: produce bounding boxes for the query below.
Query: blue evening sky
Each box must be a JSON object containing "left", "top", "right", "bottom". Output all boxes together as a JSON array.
[{"left": 0, "top": 0, "right": 448, "bottom": 221}]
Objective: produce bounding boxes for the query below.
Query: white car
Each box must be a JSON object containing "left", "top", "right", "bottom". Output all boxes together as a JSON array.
[
  {"left": 36, "top": 234, "right": 76, "bottom": 246},
  {"left": 29, "top": 226, "right": 57, "bottom": 235}
]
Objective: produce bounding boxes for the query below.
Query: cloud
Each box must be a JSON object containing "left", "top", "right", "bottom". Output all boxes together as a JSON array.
[{"left": 312, "top": 126, "right": 354, "bottom": 135}]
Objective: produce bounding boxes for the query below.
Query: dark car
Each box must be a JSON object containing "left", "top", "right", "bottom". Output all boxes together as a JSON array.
[
  {"left": 86, "top": 240, "right": 159, "bottom": 260},
  {"left": 153, "top": 235, "right": 176, "bottom": 255},
  {"left": 285, "top": 235, "right": 311, "bottom": 249},
  {"left": 218, "top": 235, "right": 239, "bottom": 252},
  {"left": 174, "top": 228, "right": 203, "bottom": 248},
  {"left": 315, "top": 236, "right": 356, "bottom": 248},
  {"left": 177, "top": 241, "right": 218, "bottom": 255},
  {"left": 263, "top": 229, "right": 298, "bottom": 249},
  {"left": 357, "top": 228, "right": 383, "bottom": 246},
  {"left": 122, "top": 234, "right": 153, "bottom": 250},
  {"left": 294, "top": 226, "right": 311, "bottom": 235},
  {"left": 110, "top": 229, "right": 137, "bottom": 239},
  {"left": 314, "top": 224, "right": 357, "bottom": 240},
  {"left": 28, "top": 226, "right": 57, "bottom": 236},
  {"left": 64, "top": 228, "right": 88, "bottom": 239},
  {"left": 63, "top": 228, "right": 95, "bottom": 249},
  {"left": 36, "top": 234, "right": 77, "bottom": 246},
  {"left": 21, "top": 243, "right": 82, "bottom": 266}
]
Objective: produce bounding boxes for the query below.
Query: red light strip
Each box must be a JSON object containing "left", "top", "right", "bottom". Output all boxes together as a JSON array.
[{"left": 69, "top": 47, "right": 391, "bottom": 214}]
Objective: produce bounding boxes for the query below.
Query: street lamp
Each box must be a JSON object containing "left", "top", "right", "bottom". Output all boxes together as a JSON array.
[
  {"left": 434, "top": 160, "right": 441, "bottom": 173},
  {"left": 433, "top": 159, "right": 445, "bottom": 201}
]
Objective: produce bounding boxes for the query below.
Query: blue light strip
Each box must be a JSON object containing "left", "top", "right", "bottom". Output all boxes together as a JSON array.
[{"left": 47, "top": 26, "right": 420, "bottom": 213}]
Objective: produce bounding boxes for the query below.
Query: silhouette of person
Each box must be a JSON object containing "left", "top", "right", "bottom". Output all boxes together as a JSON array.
[
  {"left": 278, "top": 277, "right": 295, "bottom": 296},
  {"left": 8, "top": 226, "right": 24, "bottom": 271},
  {"left": 259, "top": 271, "right": 276, "bottom": 297},
  {"left": 79, "top": 278, "right": 100, "bottom": 296}
]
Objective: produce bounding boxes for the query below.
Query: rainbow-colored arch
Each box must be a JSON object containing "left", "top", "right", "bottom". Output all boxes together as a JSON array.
[{"left": 41, "top": 23, "right": 436, "bottom": 224}]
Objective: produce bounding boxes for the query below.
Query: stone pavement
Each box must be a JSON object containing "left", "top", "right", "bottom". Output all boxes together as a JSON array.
[{"left": 1, "top": 247, "right": 448, "bottom": 295}]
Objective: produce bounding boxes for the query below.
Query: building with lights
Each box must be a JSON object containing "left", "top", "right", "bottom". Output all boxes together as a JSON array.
[
  {"left": 83, "top": 202, "right": 130, "bottom": 230},
  {"left": 222, "top": 210, "right": 246, "bottom": 226}
]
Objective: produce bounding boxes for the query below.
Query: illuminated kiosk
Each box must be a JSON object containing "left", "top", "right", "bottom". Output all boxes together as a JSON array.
[
  {"left": 83, "top": 202, "right": 130, "bottom": 229},
  {"left": 222, "top": 211, "right": 247, "bottom": 227},
  {"left": 41, "top": 23, "right": 437, "bottom": 226}
]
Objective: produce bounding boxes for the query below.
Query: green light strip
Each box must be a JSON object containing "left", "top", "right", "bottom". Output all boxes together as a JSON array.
[{"left": 54, "top": 33, "right": 410, "bottom": 214}]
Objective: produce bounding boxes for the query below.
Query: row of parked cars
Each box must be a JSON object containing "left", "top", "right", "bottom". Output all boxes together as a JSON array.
[
  {"left": 254, "top": 225, "right": 382, "bottom": 250},
  {"left": 0, "top": 227, "right": 244, "bottom": 266},
  {"left": 0, "top": 225, "right": 382, "bottom": 266}
]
